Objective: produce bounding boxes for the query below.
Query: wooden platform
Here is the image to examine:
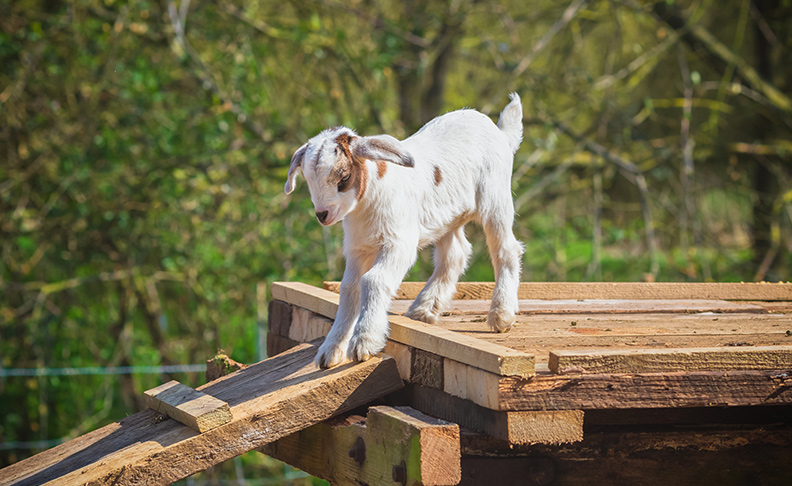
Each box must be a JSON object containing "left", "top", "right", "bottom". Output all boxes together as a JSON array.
[
  {"left": 267, "top": 281, "right": 792, "bottom": 483},
  {"left": 3, "top": 280, "right": 790, "bottom": 485}
]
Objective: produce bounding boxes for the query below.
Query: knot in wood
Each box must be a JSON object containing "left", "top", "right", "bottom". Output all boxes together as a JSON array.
[{"left": 348, "top": 436, "right": 366, "bottom": 466}]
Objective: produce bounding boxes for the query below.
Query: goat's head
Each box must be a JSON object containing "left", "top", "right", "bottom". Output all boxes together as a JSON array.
[{"left": 285, "top": 127, "right": 414, "bottom": 226}]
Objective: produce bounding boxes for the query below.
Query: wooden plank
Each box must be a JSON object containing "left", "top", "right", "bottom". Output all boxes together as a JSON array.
[
  {"left": 549, "top": 346, "right": 792, "bottom": 374},
  {"left": 389, "top": 299, "right": 767, "bottom": 315},
  {"left": 289, "top": 306, "right": 332, "bottom": 342},
  {"left": 267, "top": 299, "right": 292, "bottom": 336},
  {"left": 144, "top": 380, "right": 232, "bottom": 433},
  {"left": 495, "top": 369, "right": 792, "bottom": 411},
  {"left": 272, "top": 283, "right": 535, "bottom": 377},
  {"left": 395, "top": 385, "right": 584, "bottom": 445},
  {"left": 325, "top": 281, "right": 792, "bottom": 301},
  {"left": 437, "top": 313, "right": 792, "bottom": 363},
  {"left": 383, "top": 341, "right": 413, "bottom": 381},
  {"left": 266, "top": 332, "right": 301, "bottom": 357},
  {"left": 443, "top": 312, "right": 791, "bottom": 337},
  {"left": 411, "top": 348, "right": 444, "bottom": 389},
  {"left": 0, "top": 342, "right": 404, "bottom": 486},
  {"left": 443, "top": 358, "right": 503, "bottom": 410},
  {"left": 459, "top": 427, "right": 792, "bottom": 486},
  {"left": 261, "top": 406, "right": 460, "bottom": 486}
]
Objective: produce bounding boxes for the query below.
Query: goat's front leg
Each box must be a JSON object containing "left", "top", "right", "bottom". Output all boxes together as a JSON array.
[
  {"left": 315, "top": 252, "right": 373, "bottom": 369},
  {"left": 348, "top": 245, "right": 416, "bottom": 361}
]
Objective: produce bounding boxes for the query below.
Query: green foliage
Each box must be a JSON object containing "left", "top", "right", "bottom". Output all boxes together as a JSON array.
[{"left": 1, "top": 0, "right": 791, "bottom": 481}]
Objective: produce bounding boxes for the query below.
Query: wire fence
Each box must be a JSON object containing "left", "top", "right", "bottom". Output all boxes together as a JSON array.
[
  {"left": 1, "top": 363, "right": 207, "bottom": 450},
  {"left": 0, "top": 364, "right": 206, "bottom": 378}
]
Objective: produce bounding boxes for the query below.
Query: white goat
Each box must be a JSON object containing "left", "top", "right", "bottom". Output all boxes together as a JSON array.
[{"left": 285, "top": 94, "right": 524, "bottom": 368}]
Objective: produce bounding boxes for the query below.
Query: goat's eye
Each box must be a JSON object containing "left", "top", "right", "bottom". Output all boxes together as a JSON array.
[{"left": 337, "top": 173, "right": 351, "bottom": 191}]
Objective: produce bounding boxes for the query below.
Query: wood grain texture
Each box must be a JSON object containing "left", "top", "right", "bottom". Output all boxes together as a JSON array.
[
  {"left": 549, "top": 346, "right": 792, "bottom": 374},
  {"left": 288, "top": 306, "right": 332, "bottom": 343},
  {"left": 495, "top": 369, "right": 792, "bottom": 411},
  {"left": 394, "top": 385, "right": 583, "bottom": 445},
  {"left": 144, "top": 380, "right": 232, "bottom": 433},
  {"left": 0, "top": 342, "right": 404, "bottom": 486},
  {"left": 267, "top": 299, "right": 292, "bottom": 336},
  {"left": 261, "top": 406, "right": 460, "bottom": 486},
  {"left": 271, "top": 283, "right": 535, "bottom": 377},
  {"left": 389, "top": 299, "right": 766, "bottom": 315},
  {"left": 438, "top": 312, "right": 792, "bottom": 365},
  {"left": 325, "top": 281, "right": 792, "bottom": 301},
  {"left": 460, "top": 426, "right": 792, "bottom": 486},
  {"left": 266, "top": 332, "right": 300, "bottom": 357}
]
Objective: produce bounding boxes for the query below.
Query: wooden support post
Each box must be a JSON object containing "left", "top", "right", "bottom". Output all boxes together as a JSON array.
[
  {"left": 144, "top": 380, "right": 232, "bottom": 433},
  {"left": 262, "top": 406, "right": 461, "bottom": 486}
]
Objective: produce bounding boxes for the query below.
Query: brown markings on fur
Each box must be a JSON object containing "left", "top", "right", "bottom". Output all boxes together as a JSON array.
[
  {"left": 376, "top": 161, "right": 387, "bottom": 179},
  {"left": 334, "top": 133, "right": 368, "bottom": 200},
  {"left": 434, "top": 166, "right": 443, "bottom": 186}
]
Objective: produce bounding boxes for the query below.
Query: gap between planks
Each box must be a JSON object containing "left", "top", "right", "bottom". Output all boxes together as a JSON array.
[{"left": 272, "top": 282, "right": 535, "bottom": 378}]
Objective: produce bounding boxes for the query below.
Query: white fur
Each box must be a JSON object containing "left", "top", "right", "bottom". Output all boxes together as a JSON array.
[{"left": 286, "top": 94, "right": 524, "bottom": 368}]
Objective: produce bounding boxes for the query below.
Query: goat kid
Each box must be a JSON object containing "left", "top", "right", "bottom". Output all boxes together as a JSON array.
[{"left": 285, "top": 94, "right": 524, "bottom": 369}]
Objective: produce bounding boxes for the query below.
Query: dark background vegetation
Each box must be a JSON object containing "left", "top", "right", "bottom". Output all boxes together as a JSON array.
[{"left": 2, "top": 0, "right": 791, "bottom": 483}]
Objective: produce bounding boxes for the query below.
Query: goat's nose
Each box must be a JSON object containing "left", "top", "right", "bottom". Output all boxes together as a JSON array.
[{"left": 316, "top": 210, "right": 328, "bottom": 224}]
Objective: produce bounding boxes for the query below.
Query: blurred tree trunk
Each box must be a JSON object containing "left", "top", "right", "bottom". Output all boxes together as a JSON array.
[
  {"left": 393, "top": 1, "right": 466, "bottom": 132},
  {"left": 652, "top": 0, "right": 791, "bottom": 275},
  {"left": 749, "top": 0, "right": 784, "bottom": 273}
]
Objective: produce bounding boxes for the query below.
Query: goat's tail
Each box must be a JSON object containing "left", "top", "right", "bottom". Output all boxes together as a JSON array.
[{"left": 497, "top": 93, "right": 523, "bottom": 154}]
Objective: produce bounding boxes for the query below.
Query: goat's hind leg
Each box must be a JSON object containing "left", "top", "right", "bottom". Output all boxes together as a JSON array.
[
  {"left": 406, "top": 225, "right": 472, "bottom": 324},
  {"left": 483, "top": 214, "right": 523, "bottom": 332}
]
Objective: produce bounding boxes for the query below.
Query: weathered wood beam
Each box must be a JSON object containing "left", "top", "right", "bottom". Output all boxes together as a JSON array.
[
  {"left": 549, "top": 346, "right": 792, "bottom": 375},
  {"left": 272, "top": 282, "right": 535, "bottom": 377},
  {"left": 389, "top": 298, "right": 766, "bottom": 315},
  {"left": 261, "top": 406, "right": 461, "bottom": 486},
  {"left": 144, "top": 380, "right": 232, "bottom": 433},
  {"left": 394, "top": 385, "right": 584, "bottom": 446},
  {"left": 0, "top": 342, "right": 404, "bottom": 486},
  {"left": 460, "top": 423, "right": 792, "bottom": 486},
  {"left": 324, "top": 281, "right": 792, "bottom": 301},
  {"left": 496, "top": 369, "right": 792, "bottom": 411}
]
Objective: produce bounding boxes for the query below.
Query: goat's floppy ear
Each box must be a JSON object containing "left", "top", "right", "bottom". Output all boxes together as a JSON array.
[
  {"left": 351, "top": 135, "right": 414, "bottom": 167},
  {"left": 285, "top": 143, "right": 308, "bottom": 194}
]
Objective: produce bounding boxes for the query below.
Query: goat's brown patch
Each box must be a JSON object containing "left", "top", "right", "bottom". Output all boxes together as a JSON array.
[
  {"left": 376, "top": 161, "right": 387, "bottom": 179},
  {"left": 434, "top": 166, "right": 443, "bottom": 186},
  {"left": 334, "top": 133, "right": 368, "bottom": 200}
]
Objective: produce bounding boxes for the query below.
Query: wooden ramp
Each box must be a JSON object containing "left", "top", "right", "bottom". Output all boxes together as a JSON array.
[{"left": 0, "top": 342, "right": 403, "bottom": 486}]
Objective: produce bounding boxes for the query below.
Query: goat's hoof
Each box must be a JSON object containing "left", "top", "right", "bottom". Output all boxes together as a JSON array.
[
  {"left": 314, "top": 342, "right": 348, "bottom": 369},
  {"left": 349, "top": 334, "right": 386, "bottom": 362},
  {"left": 405, "top": 307, "right": 440, "bottom": 325},
  {"left": 488, "top": 309, "right": 515, "bottom": 333}
]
